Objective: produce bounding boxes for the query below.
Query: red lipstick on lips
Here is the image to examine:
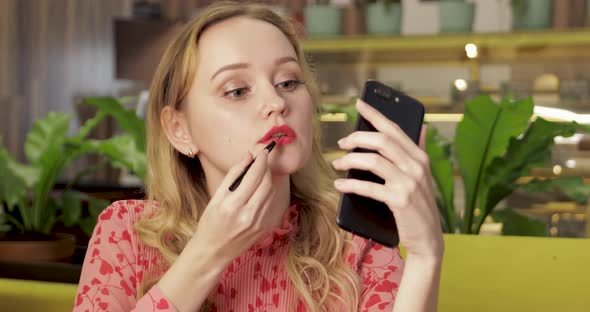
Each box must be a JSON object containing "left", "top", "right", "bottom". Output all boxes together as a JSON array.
[{"left": 258, "top": 125, "right": 296, "bottom": 145}]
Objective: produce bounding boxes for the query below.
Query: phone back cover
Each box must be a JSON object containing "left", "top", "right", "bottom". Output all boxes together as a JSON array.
[{"left": 336, "top": 81, "right": 424, "bottom": 247}]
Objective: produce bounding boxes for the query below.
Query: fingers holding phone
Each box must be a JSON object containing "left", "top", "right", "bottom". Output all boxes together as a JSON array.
[
  {"left": 334, "top": 80, "right": 442, "bottom": 259},
  {"left": 354, "top": 99, "right": 430, "bottom": 180}
]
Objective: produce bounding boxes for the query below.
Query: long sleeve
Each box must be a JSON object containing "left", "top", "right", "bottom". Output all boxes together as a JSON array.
[
  {"left": 354, "top": 238, "right": 405, "bottom": 312},
  {"left": 72, "top": 201, "right": 177, "bottom": 312}
]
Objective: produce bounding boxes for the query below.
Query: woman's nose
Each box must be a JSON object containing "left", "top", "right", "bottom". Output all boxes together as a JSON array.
[{"left": 260, "top": 86, "right": 287, "bottom": 118}]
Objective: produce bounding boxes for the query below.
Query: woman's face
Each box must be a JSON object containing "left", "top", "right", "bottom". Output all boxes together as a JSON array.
[{"left": 179, "top": 17, "right": 313, "bottom": 179}]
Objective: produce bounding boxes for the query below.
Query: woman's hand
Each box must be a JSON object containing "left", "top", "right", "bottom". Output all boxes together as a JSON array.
[
  {"left": 332, "top": 99, "right": 444, "bottom": 260},
  {"left": 188, "top": 148, "right": 281, "bottom": 266},
  {"left": 158, "top": 150, "right": 279, "bottom": 312}
]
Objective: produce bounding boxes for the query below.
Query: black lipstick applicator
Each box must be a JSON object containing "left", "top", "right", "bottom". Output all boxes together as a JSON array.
[{"left": 228, "top": 139, "right": 278, "bottom": 192}]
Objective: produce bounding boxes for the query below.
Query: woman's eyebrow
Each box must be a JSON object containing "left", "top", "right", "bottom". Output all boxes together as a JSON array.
[
  {"left": 210, "top": 56, "right": 298, "bottom": 81},
  {"left": 211, "top": 63, "right": 249, "bottom": 81},
  {"left": 275, "top": 56, "right": 298, "bottom": 66}
]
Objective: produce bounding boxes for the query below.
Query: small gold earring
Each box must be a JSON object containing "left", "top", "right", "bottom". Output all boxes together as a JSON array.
[{"left": 188, "top": 148, "right": 193, "bottom": 157}]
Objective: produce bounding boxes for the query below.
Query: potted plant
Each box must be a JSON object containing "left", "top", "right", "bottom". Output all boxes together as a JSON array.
[
  {"left": 511, "top": 0, "right": 552, "bottom": 30},
  {"left": 364, "top": 0, "right": 402, "bottom": 35},
  {"left": 438, "top": 0, "right": 476, "bottom": 33},
  {"left": 0, "top": 97, "right": 146, "bottom": 262},
  {"left": 426, "top": 95, "right": 589, "bottom": 234},
  {"left": 304, "top": 0, "right": 342, "bottom": 37}
]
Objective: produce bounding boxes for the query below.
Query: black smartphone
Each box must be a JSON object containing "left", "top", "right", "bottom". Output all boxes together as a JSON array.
[{"left": 336, "top": 80, "right": 425, "bottom": 248}]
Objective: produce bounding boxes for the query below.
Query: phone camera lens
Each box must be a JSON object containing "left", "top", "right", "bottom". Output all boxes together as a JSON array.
[
  {"left": 375, "top": 87, "right": 392, "bottom": 100},
  {"left": 384, "top": 89, "right": 392, "bottom": 99}
]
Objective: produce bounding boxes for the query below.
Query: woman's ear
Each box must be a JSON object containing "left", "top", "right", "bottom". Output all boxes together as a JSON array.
[{"left": 160, "top": 106, "right": 198, "bottom": 157}]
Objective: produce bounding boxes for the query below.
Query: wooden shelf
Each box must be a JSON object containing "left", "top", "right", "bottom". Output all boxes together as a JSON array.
[
  {"left": 320, "top": 95, "right": 590, "bottom": 122},
  {"left": 320, "top": 94, "right": 450, "bottom": 107},
  {"left": 302, "top": 29, "right": 590, "bottom": 65},
  {"left": 302, "top": 28, "right": 590, "bottom": 52}
]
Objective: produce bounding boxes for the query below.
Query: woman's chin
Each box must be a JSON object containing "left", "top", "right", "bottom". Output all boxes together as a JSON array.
[{"left": 270, "top": 153, "right": 306, "bottom": 175}]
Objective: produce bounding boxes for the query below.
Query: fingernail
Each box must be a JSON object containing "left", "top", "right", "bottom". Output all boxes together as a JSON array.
[
  {"left": 334, "top": 179, "right": 344, "bottom": 187},
  {"left": 337, "top": 138, "right": 345, "bottom": 146}
]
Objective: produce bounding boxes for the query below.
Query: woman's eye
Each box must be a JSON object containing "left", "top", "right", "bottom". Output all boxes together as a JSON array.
[
  {"left": 224, "top": 87, "right": 249, "bottom": 100},
  {"left": 277, "top": 80, "right": 304, "bottom": 91}
]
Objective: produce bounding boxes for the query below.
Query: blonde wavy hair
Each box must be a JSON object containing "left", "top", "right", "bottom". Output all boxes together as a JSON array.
[{"left": 135, "top": 2, "right": 361, "bottom": 311}]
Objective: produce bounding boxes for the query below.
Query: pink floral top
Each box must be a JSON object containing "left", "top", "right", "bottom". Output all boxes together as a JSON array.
[{"left": 73, "top": 200, "right": 404, "bottom": 311}]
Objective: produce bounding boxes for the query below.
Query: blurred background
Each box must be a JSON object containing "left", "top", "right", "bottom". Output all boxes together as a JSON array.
[{"left": 2, "top": 0, "right": 590, "bottom": 251}]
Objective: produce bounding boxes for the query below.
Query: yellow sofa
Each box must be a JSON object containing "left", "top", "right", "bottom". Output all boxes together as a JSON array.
[
  {"left": 0, "top": 278, "right": 77, "bottom": 311},
  {"left": 436, "top": 235, "right": 590, "bottom": 312},
  {"left": 1, "top": 234, "right": 589, "bottom": 312}
]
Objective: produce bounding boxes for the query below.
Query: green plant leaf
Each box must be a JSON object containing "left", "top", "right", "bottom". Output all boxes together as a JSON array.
[
  {"left": 80, "top": 217, "right": 98, "bottom": 237},
  {"left": 0, "top": 142, "right": 37, "bottom": 230},
  {"left": 3, "top": 113, "right": 76, "bottom": 232},
  {"left": 0, "top": 140, "right": 39, "bottom": 189},
  {"left": 31, "top": 153, "right": 69, "bottom": 232},
  {"left": 77, "top": 135, "right": 147, "bottom": 180},
  {"left": 478, "top": 118, "right": 578, "bottom": 231},
  {"left": 0, "top": 148, "right": 29, "bottom": 210},
  {"left": 25, "top": 112, "right": 72, "bottom": 165},
  {"left": 39, "top": 197, "right": 59, "bottom": 234},
  {"left": 3, "top": 213, "right": 22, "bottom": 232},
  {"left": 0, "top": 222, "right": 12, "bottom": 233},
  {"left": 425, "top": 126, "right": 455, "bottom": 233},
  {"left": 455, "top": 96, "right": 533, "bottom": 233},
  {"left": 2, "top": 104, "right": 145, "bottom": 234},
  {"left": 521, "top": 176, "right": 590, "bottom": 204},
  {"left": 59, "top": 190, "right": 86, "bottom": 227},
  {"left": 24, "top": 112, "right": 73, "bottom": 231},
  {"left": 83, "top": 97, "right": 146, "bottom": 152},
  {"left": 70, "top": 111, "right": 107, "bottom": 143},
  {"left": 6, "top": 160, "right": 39, "bottom": 189},
  {"left": 81, "top": 197, "right": 110, "bottom": 236},
  {"left": 492, "top": 208, "right": 547, "bottom": 237},
  {"left": 88, "top": 197, "right": 110, "bottom": 218},
  {"left": 59, "top": 191, "right": 108, "bottom": 234}
]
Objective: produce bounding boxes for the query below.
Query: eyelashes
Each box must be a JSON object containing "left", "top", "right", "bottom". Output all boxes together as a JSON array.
[
  {"left": 276, "top": 79, "right": 305, "bottom": 91},
  {"left": 224, "top": 87, "right": 249, "bottom": 99},
  {"left": 223, "top": 79, "right": 306, "bottom": 101}
]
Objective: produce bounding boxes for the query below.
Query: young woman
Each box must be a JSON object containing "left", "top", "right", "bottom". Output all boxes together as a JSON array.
[{"left": 73, "top": 2, "right": 443, "bottom": 311}]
